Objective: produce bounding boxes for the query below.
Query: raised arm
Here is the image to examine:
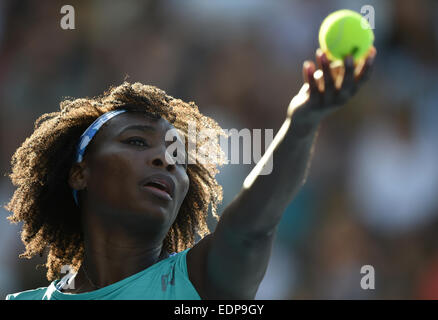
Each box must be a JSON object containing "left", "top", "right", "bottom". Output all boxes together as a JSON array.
[{"left": 187, "top": 47, "right": 376, "bottom": 299}]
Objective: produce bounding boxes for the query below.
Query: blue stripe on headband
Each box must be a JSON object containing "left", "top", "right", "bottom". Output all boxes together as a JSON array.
[{"left": 72, "top": 109, "right": 127, "bottom": 206}]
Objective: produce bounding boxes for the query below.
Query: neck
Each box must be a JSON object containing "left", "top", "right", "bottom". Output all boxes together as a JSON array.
[{"left": 65, "top": 209, "right": 169, "bottom": 293}]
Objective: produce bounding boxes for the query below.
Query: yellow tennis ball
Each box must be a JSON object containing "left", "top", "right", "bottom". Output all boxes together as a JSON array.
[{"left": 319, "top": 9, "right": 374, "bottom": 63}]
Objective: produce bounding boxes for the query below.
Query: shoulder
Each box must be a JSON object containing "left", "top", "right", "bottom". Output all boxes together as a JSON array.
[{"left": 6, "top": 287, "right": 48, "bottom": 300}]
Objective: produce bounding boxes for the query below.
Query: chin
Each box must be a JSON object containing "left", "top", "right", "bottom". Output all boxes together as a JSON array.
[{"left": 130, "top": 199, "right": 175, "bottom": 224}]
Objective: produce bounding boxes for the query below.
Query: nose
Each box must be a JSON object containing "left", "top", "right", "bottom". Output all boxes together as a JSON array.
[{"left": 148, "top": 145, "right": 176, "bottom": 172}]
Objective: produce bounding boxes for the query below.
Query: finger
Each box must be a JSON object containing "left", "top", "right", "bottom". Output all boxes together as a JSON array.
[
  {"left": 368, "top": 46, "right": 377, "bottom": 59},
  {"left": 330, "top": 61, "right": 344, "bottom": 89},
  {"left": 356, "top": 47, "right": 377, "bottom": 84},
  {"left": 332, "top": 54, "right": 357, "bottom": 104},
  {"left": 316, "top": 49, "right": 335, "bottom": 92},
  {"left": 313, "top": 69, "right": 324, "bottom": 92},
  {"left": 302, "top": 60, "right": 318, "bottom": 93},
  {"left": 342, "top": 54, "right": 355, "bottom": 91}
]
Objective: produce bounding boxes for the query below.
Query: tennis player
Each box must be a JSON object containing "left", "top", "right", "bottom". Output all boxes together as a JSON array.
[{"left": 5, "top": 48, "right": 376, "bottom": 300}]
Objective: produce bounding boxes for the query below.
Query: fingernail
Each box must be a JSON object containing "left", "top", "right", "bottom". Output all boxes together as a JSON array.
[
  {"left": 321, "top": 52, "right": 328, "bottom": 64},
  {"left": 316, "top": 48, "right": 323, "bottom": 57},
  {"left": 369, "top": 47, "right": 377, "bottom": 59}
]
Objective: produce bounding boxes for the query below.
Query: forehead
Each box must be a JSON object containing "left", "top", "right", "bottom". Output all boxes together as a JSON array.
[
  {"left": 94, "top": 111, "right": 183, "bottom": 143},
  {"left": 112, "top": 112, "right": 174, "bottom": 132}
]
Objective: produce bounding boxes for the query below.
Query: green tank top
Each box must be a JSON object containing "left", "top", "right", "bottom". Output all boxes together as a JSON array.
[{"left": 5, "top": 248, "right": 201, "bottom": 300}]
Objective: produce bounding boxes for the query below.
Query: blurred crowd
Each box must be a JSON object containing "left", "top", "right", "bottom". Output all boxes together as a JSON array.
[{"left": 1, "top": 0, "right": 438, "bottom": 299}]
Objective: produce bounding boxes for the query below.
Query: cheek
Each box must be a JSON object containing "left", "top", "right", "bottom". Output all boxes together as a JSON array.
[
  {"left": 165, "top": 168, "right": 189, "bottom": 208},
  {"left": 171, "top": 174, "right": 190, "bottom": 221},
  {"left": 178, "top": 172, "right": 190, "bottom": 202},
  {"left": 178, "top": 174, "right": 190, "bottom": 211},
  {"left": 87, "top": 152, "right": 139, "bottom": 202}
]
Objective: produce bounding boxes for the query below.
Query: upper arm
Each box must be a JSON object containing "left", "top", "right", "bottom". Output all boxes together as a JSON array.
[{"left": 187, "top": 221, "right": 277, "bottom": 300}]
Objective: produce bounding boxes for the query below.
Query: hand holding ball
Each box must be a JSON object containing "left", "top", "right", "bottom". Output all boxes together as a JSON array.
[{"left": 319, "top": 9, "right": 374, "bottom": 63}]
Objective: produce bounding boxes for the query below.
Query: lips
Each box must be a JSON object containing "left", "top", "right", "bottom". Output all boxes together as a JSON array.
[{"left": 140, "top": 173, "right": 175, "bottom": 200}]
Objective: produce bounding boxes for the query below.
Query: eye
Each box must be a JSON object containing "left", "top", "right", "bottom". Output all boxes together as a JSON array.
[{"left": 125, "top": 137, "right": 149, "bottom": 147}]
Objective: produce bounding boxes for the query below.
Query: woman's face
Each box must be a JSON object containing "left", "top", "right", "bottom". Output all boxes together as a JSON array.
[{"left": 76, "top": 112, "right": 190, "bottom": 232}]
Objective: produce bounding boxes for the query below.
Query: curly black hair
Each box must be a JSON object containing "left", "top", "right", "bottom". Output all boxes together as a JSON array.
[{"left": 5, "top": 82, "right": 227, "bottom": 281}]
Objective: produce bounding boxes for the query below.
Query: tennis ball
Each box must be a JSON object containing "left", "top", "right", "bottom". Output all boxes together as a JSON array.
[{"left": 319, "top": 9, "right": 374, "bottom": 63}]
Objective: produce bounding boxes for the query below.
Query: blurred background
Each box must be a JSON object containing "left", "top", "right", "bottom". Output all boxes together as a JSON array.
[{"left": 1, "top": 0, "right": 438, "bottom": 299}]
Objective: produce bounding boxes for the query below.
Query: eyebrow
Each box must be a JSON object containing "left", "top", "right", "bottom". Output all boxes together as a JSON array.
[
  {"left": 118, "top": 124, "right": 157, "bottom": 135},
  {"left": 118, "top": 124, "right": 186, "bottom": 146}
]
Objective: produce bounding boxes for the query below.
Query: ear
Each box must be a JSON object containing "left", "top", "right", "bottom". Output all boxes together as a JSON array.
[{"left": 68, "top": 162, "right": 89, "bottom": 191}]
